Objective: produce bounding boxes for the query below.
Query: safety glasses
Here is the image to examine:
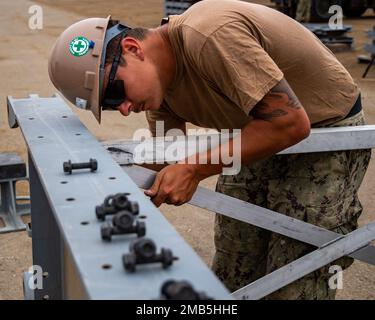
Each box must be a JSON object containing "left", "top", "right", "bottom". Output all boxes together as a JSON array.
[{"left": 101, "top": 32, "right": 126, "bottom": 110}]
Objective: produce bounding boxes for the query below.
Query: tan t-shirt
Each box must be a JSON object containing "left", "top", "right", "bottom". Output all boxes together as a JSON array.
[{"left": 146, "top": 0, "right": 359, "bottom": 135}]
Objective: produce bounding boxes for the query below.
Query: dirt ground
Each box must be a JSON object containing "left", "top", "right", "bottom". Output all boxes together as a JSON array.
[{"left": 0, "top": 0, "right": 374, "bottom": 300}]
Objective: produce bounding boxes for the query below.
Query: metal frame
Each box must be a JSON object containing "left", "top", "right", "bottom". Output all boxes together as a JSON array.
[
  {"left": 105, "top": 122, "right": 375, "bottom": 300},
  {"left": 7, "top": 94, "right": 375, "bottom": 300},
  {"left": 121, "top": 165, "right": 375, "bottom": 265},
  {"left": 233, "top": 220, "right": 375, "bottom": 299},
  {"left": 118, "top": 165, "right": 375, "bottom": 299},
  {"left": 7, "top": 94, "right": 230, "bottom": 300}
]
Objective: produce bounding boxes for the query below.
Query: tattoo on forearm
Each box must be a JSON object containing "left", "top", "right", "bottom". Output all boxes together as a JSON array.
[
  {"left": 251, "top": 98, "right": 288, "bottom": 120},
  {"left": 272, "top": 79, "right": 302, "bottom": 110},
  {"left": 279, "top": 92, "right": 301, "bottom": 110}
]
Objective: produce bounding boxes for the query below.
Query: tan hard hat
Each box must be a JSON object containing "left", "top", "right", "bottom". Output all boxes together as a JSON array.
[{"left": 48, "top": 17, "right": 130, "bottom": 123}]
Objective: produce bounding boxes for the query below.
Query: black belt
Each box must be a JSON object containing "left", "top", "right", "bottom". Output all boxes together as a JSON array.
[{"left": 345, "top": 94, "right": 362, "bottom": 119}]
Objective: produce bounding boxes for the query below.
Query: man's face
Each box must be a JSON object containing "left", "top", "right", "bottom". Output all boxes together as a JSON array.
[{"left": 103, "top": 37, "right": 164, "bottom": 116}]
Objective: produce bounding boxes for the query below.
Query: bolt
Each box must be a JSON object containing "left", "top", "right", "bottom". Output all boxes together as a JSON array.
[
  {"left": 96, "top": 193, "right": 139, "bottom": 221},
  {"left": 122, "top": 238, "right": 178, "bottom": 272},
  {"left": 95, "top": 203, "right": 117, "bottom": 221},
  {"left": 160, "top": 280, "right": 213, "bottom": 300},
  {"left": 101, "top": 210, "right": 146, "bottom": 241},
  {"left": 112, "top": 193, "right": 139, "bottom": 214},
  {"left": 112, "top": 193, "right": 129, "bottom": 210},
  {"left": 63, "top": 158, "right": 98, "bottom": 174}
]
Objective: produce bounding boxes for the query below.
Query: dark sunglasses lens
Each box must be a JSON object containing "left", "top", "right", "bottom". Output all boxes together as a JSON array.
[{"left": 102, "top": 80, "right": 126, "bottom": 110}]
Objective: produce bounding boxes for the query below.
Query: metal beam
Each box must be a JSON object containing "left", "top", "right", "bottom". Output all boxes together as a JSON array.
[
  {"left": 7, "top": 94, "right": 231, "bottom": 299},
  {"left": 103, "top": 125, "right": 375, "bottom": 166}
]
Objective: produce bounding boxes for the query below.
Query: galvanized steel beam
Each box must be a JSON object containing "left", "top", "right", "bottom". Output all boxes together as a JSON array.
[{"left": 7, "top": 94, "right": 231, "bottom": 300}]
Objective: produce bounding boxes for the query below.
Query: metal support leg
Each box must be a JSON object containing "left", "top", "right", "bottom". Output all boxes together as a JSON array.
[
  {"left": 29, "top": 156, "right": 63, "bottom": 300},
  {"left": 0, "top": 178, "right": 29, "bottom": 233}
]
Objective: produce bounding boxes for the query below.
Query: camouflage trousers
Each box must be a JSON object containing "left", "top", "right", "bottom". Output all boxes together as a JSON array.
[{"left": 212, "top": 111, "right": 371, "bottom": 300}]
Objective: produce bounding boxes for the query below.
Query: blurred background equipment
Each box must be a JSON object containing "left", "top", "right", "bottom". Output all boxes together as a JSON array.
[
  {"left": 164, "top": 0, "right": 201, "bottom": 15},
  {"left": 271, "top": 0, "right": 375, "bottom": 22},
  {"left": 163, "top": 1, "right": 375, "bottom": 22},
  {"left": 303, "top": 23, "right": 353, "bottom": 49},
  {"left": 358, "top": 26, "right": 375, "bottom": 78}
]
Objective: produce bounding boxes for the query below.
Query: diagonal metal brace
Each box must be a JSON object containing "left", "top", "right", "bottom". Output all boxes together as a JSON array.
[
  {"left": 122, "top": 165, "right": 375, "bottom": 266},
  {"left": 232, "top": 220, "right": 375, "bottom": 300}
]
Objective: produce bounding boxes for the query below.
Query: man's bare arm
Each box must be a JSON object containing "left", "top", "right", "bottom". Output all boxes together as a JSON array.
[
  {"left": 182, "top": 78, "right": 311, "bottom": 179},
  {"left": 145, "top": 78, "right": 311, "bottom": 207}
]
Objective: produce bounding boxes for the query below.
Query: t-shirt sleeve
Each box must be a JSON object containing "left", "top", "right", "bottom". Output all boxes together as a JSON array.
[
  {"left": 198, "top": 22, "right": 284, "bottom": 115},
  {"left": 146, "top": 101, "right": 186, "bottom": 137}
]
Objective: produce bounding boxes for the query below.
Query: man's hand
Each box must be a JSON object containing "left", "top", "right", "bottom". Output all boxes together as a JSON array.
[{"left": 144, "top": 164, "right": 201, "bottom": 207}]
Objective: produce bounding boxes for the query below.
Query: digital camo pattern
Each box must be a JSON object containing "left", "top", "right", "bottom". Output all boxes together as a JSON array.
[{"left": 212, "top": 111, "right": 371, "bottom": 299}]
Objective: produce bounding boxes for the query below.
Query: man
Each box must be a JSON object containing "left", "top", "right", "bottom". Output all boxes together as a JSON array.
[{"left": 48, "top": 0, "right": 371, "bottom": 299}]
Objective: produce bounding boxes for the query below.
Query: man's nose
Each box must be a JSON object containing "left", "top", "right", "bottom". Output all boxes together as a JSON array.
[{"left": 118, "top": 100, "right": 133, "bottom": 116}]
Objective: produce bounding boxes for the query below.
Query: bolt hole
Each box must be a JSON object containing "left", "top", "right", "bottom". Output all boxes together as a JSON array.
[
  {"left": 43, "top": 295, "right": 49, "bottom": 300},
  {"left": 62, "top": 116, "right": 68, "bottom": 118},
  {"left": 139, "top": 215, "right": 147, "bottom": 219},
  {"left": 81, "top": 221, "right": 89, "bottom": 226},
  {"left": 38, "top": 136, "right": 44, "bottom": 139},
  {"left": 108, "top": 177, "right": 116, "bottom": 180},
  {"left": 66, "top": 198, "right": 75, "bottom": 202},
  {"left": 60, "top": 181, "right": 68, "bottom": 184},
  {"left": 102, "top": 264, "right": 112, "bottom": 270},
  {"left": 75, "top": 133, "right": 81, "bottom": 136},
  {"left": 28, "top": 117, "right": 34, "bottom": 120}
]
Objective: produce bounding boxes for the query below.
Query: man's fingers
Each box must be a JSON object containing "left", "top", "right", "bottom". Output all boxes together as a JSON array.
[
  {"left": 144, "top": 173, "right": 162, "bottom": 197},
  {"left": 144, "top": 171, "right": 170, "bottom": 207},
  {"left": 151, "top": 192, "right": 168, "bottom": 208}
]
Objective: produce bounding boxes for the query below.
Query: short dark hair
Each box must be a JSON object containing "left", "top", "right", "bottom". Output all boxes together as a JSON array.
[{"left": 105, "top": 21, "right": 149, "bottom": 67}]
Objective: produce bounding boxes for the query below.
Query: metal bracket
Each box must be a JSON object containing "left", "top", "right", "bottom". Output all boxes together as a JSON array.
[{"left": 0, "top": 177, "right": 30, "bottom": 233}]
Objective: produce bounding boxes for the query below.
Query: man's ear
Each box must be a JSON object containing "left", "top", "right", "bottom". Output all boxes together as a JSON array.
[{"left": 121, "top": 37, "right": 145, "bottom": 61}]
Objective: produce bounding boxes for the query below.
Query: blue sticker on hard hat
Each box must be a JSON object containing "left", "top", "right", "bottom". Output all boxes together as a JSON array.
[{"left": 69, "top": 36, "right": 90, "bottom": 57}]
